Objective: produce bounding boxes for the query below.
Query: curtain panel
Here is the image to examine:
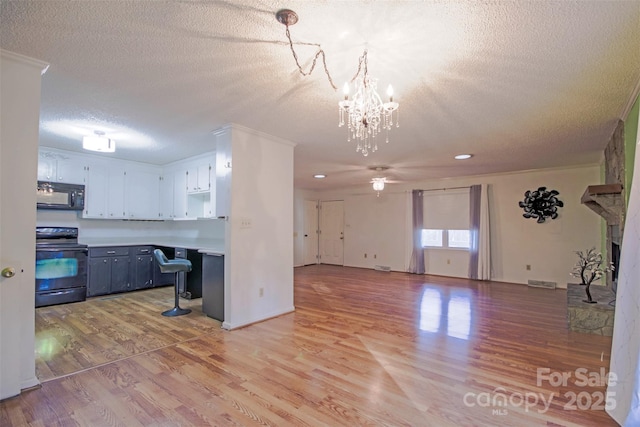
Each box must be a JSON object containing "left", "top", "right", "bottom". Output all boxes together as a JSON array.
[
  {"left": 468, "top": 184, "right": 491, "bottom": 280},
  {"left": 408, "top": 190, "right": 425, "bottom": 274}
]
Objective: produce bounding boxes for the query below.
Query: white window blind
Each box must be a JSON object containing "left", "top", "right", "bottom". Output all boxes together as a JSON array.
[{"left": 423, "top": 189, "right": 470, "bottom": 230}]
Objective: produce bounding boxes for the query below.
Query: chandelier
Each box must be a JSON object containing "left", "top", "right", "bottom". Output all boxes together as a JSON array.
[
  {"left": 276, "top": 9, "right": 399, "bottom": 157},
  {"left": 339, "top": 51, "right": 399, "bottom": 156}
]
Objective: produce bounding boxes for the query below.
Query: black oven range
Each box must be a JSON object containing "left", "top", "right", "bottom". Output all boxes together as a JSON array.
[{"left": 35, "top": 227, "right": 88, "bottom": 308}]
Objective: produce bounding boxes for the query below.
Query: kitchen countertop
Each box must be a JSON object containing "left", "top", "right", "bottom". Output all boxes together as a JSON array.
[{"left": 79, "top": 237, "right": 225, "bottom": 255}]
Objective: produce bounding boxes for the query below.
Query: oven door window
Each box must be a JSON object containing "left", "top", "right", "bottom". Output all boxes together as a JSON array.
[
  {"left": 36, "top": 250, "right": 87, "bottom": 292},
  {"left": 36, "top": 258, "right": 78, "bottom": 280}
]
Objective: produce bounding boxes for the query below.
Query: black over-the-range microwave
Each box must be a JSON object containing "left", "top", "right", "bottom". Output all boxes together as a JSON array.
[{"left": 36, "top": 181, "right": 85, "bottom": 210}]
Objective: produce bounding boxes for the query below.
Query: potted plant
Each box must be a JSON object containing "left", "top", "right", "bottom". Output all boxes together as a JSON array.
[{"left": 570, "top": 248, "right": 614, "bottom": 304}]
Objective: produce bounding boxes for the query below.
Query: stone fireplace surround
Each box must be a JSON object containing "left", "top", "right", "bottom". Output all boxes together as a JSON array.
[{"left": 569, "top": 119, "right": 627, "bottom": 336}]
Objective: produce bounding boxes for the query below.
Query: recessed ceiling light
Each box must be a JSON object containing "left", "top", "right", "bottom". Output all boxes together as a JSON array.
[
  {"left": 454, "top": 154, "right": 472, "bottom": 160},
  {"left": 314, "top": 174, "right": 326, "bottom": 179}
]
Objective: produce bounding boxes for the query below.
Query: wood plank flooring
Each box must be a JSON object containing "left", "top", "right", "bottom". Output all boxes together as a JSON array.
[{"left": 1, "top": 265, "right": 617, "bottom": 426}]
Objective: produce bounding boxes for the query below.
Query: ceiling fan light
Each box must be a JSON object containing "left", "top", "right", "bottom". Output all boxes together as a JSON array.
[{"left": 372, "top": 178, "right": 385, "bottom": 191}]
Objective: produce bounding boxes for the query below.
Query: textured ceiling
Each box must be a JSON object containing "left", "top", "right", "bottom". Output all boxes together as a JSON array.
[{"left": 1, "top": 1, "right": 639, "bottom": 190}]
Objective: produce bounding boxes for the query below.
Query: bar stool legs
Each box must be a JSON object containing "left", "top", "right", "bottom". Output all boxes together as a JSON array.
[{"left": 162, "top": 271, "right": 191, "bottom": 317}]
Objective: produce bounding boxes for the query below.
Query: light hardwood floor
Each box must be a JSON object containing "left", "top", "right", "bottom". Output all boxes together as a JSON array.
[{"left": 1, "top": 265, "right": 617, "bottom": 426}]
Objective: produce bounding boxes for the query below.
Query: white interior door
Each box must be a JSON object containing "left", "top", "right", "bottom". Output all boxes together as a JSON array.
[
  {"left": 303, "top": 200, "right": 319, "bottom": 265},
  {"left": 319, "top": 200, "right": 344, "bottom": 265},
  {"left": 0, "top": 50, "right": 46, "bottom": 399}
]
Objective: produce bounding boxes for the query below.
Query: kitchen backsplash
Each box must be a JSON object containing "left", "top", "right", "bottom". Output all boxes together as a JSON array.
[{"left": 36, "top": 210, "right": 225, "bottom": 239}]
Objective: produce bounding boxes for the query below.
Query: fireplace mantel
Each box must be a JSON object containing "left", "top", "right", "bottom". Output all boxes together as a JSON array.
[{"left": 581, "top": 184, "right": 624, "bottom": 225}]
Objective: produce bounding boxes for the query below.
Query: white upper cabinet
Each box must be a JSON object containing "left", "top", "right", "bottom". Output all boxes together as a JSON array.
[
  {"left": 107, "top": 168, "right": 126, "bottom": 219},
  {"left": 38, "top": 150, "right": 86, "bottom": 184},
  {"left": 173, "top": 169, "right": 188, "bottom": 218},
  {"left": 39, "top": 147, "right": 216, "bottom": 221},
  {"left": 187, "top": 161, "right": 213, "bottom": 194},
  {"left": 126, "top": 169, "right": 161, "bottom": 220},
  {"left": 159, "top": 174, "right": 174, "bottom": 219},
  {"left": 83, "top": 163, "right": 108, "bottom": 218}
]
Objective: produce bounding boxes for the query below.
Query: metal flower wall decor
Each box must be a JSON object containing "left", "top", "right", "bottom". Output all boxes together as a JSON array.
[{"left": 518, "top": 186, "right": 563, "bottom": 223}]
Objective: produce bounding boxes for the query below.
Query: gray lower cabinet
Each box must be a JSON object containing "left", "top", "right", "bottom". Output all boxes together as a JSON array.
[
  {"left": 132, "top": 246, "right": 154, "bottom": 290},
  {"left": 88, "top": 245, "right": 160, "bottom": 297},
  {"left": 88, "top": 246, "right": 131, "bottom": 296},
  {"left": 202, "top": 254, "right": 224, "bottom": 321}
]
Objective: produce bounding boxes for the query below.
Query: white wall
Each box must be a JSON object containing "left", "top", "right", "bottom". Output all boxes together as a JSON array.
[
  {"left": 0, "top": 50, "right": 47, "bottom": 399},
  {"left": 297, "top": 165, "right": 602, "bottom": 288},
  {"left": 219, "top": 125, "right": 295, "bottom": 329}
]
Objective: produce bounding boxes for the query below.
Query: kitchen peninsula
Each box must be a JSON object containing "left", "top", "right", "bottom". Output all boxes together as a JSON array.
[
  {"left": 80, "top": 235, "right": 225, "bottom": 321},
  {"left": 79, "top": 236, "right": 225, "bottom": 254}
]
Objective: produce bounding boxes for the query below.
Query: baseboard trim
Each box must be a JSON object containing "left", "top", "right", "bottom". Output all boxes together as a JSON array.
[{"left": 222, "top": 306, "right": 296, "bottom": 330}]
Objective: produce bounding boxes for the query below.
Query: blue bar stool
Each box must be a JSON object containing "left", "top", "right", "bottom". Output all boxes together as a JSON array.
[{"left": 154, "top": 249, "right": 192, "bottom": 317}]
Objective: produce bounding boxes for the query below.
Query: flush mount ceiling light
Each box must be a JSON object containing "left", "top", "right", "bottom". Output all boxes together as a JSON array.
[
  {"left": 276, "top": 9, "right": 399, "bottom": 157},
  {"left": 454, "top": 154, "right": 473, "bottom": 160},
  {"left": 83, "top": 130, "right": 115, "bottom": 152}
]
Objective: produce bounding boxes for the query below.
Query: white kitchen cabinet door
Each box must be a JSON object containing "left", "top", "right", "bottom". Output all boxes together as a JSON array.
[
  {"left": 107, "top": 169, "right": 126, "bottom": 219},
  {"left": 126, "top": 170, "right": 160, "bottom": 219},
  {"left": 37, "top": 152, "right": 85, "bottom": 184},
  {"left": 198, "top": 164, "right": 211, "bottom": 191},
  {"left": 83, "top": 163, "right": 107, "bottom": 218},
  {"left": 186, "top": 166, "right": 198, "bottom": 193},
  {"left": 159, "top": 174, "right": 174, "bottom": 219},
  {"left": 55, "top": 157, "right": 86, "bottom": 184},
  {"left": 186, "top": 163, "right": 211, "bottom": 194},
  {"left": 36, "top": 156, "right": 56, "bottom": 182},
  {"left": 173, "top": 169, "right": 188, "bottom": 218}
]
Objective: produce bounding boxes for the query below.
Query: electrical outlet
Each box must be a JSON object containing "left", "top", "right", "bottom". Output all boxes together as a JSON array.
[
  {"left": 259, "top": 287, "right": 264, "bottom": 297},
  {"left": 526, "top": 264, "right": 531, "bottom": 271},
  {"left": 240, "top": 217, "right": 252, "bottom": 228}
]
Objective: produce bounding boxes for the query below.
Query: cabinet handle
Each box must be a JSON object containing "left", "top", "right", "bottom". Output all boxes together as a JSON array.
[
  {"left": 107, "top": 251, "right": 116, "bottom": 254},
  {"left": 103, "top": 259, "right": 107, "bottom": 263},
  {"left": 140, "top": 249, "right": 150, "bottom": 253}
]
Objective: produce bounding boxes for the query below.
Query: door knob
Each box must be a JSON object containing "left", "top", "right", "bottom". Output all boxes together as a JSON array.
[{"left": 1, "top": 267, "right": 16, "bottom": 278}]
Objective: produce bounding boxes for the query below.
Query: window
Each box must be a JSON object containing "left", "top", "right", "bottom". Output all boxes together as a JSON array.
[
  {"left": 422, "top": 188, "right": 471, "bottom": 250},
  {"left": 448, "top": 229, "right": 470, "bottom": 248},
  {"left": 422, "top": 229, "right": 470, "bottom": 249},
  {"left": 421, "top": 229, "right": 443, "bottom": 247}
]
